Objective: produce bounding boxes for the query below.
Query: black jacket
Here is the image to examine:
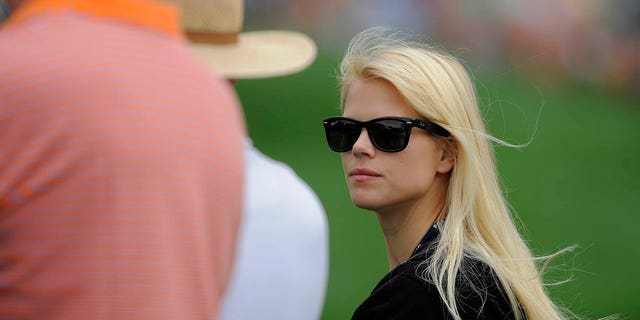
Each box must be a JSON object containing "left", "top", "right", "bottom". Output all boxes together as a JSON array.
[{"left": 352, "top": 228, "right": 523, "bottom": 320}]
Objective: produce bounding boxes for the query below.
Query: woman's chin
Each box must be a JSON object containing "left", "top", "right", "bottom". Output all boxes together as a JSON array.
[{"left": 350, "top": 195, "right": 385, "bottom": 212}]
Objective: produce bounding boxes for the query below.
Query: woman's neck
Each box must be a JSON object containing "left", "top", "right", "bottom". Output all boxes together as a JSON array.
[{"left": 376, "top": 174, "right": 448, "bottom": 270}]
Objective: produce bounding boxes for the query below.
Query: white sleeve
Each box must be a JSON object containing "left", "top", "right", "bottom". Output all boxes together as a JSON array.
[{"left": 219, "top": 144, "right": 329, "bottom": 320}]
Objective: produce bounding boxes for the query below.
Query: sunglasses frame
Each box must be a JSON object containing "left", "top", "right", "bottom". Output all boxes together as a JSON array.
[{"left": 323, "top": 116, "right": 450, "bottom": 153}]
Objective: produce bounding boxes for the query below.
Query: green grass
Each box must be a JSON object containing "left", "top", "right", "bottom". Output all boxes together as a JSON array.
[{"left": 234, "top": 53, "right": 640, "bottom": 319}]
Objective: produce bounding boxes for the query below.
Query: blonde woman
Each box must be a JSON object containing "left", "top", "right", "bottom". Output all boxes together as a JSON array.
[{"left": 323, "top": 27, "right": 569, "bottom": 319}]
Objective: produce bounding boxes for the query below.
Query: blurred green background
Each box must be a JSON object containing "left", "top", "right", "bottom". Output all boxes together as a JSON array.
[{"left": 235, "top": 52, "right": 640, "bottom": 319}]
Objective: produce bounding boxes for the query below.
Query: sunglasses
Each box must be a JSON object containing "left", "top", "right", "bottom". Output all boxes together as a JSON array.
[{"left": 323, "top": 116, "right": 450, "bottom": 153}]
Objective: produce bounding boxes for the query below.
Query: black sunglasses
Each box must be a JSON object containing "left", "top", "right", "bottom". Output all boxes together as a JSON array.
[{"left": 323, "top": 116, "right": 450, "bottom": 153}]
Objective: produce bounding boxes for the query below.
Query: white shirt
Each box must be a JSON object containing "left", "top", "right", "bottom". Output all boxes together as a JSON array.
[{"left": 219, "top": 141, "right": 329, "bottom": 320}]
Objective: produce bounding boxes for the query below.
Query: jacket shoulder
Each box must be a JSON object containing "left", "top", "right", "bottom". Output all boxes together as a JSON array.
[
  {"left": 352, "top": 272, "right": 450, "bottom": 320},
  {"left": 357, "top": 256, "right": 521, "bottom": 320}
]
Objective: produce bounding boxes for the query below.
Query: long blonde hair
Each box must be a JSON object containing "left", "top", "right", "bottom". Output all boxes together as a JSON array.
[{"left": 339, "top": 27, "right": 570, "bottom": 320}]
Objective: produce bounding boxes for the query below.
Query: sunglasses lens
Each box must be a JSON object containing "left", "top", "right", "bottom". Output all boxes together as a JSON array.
[
  {"left": 325, "top": 119, "right": 361, "bottom": 152},
  {"left": 369, "top": 119, "right": 408, "bottom": 152}
]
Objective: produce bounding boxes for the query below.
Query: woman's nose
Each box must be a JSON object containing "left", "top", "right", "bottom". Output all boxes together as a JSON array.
[{"left": 351, "top": 128, "right": 376, "bottom": 157}]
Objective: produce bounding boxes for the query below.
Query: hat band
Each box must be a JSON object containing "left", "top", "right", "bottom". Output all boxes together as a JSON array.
[{"left": 186, "top": 31, "right": 238, "bottom": 44}]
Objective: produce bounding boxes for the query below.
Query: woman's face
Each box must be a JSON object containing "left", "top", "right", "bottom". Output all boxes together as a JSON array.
[{"left": 341, "top": 78, "right": 453, "bottom": 213}]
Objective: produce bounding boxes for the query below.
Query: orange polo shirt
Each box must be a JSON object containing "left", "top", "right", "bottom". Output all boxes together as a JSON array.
[{"left": 0, "top": 0, "right": 245, "bottom": 319}]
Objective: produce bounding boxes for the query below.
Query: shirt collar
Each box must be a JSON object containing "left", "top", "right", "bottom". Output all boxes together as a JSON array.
[{"left": 4, "top": 0, "right": 180, "bottom": 35}]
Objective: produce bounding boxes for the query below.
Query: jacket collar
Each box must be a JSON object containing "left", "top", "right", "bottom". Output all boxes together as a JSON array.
[
  {"left": 4, "top": 0, "right": 180, "bottom": 35},
  {"left": 411, "top": 223, "right": 440, "bottom": 257}
]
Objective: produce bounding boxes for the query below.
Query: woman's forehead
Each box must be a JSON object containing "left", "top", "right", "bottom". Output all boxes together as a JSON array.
[{"left": 343, "top": 78, "right": 421, "bottom": 120}]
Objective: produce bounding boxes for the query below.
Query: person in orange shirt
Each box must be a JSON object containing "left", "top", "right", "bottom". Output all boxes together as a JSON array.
[{"left": 0, "top": 0, "right": 245, "bottom": 319}]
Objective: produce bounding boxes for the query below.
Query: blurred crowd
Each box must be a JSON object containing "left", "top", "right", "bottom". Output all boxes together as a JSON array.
[{"left": 245, "top": 0, "right": 640, "bottom": 94}]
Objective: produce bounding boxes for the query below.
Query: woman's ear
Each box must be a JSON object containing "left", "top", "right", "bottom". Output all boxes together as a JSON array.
[{"left": 436, "top": 145, "right": 455, "bottom": 174}]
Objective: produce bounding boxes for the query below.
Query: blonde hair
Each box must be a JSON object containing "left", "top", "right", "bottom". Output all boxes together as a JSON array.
[{"left": 339, "top": 27, "right": 570, "bottom": 320}]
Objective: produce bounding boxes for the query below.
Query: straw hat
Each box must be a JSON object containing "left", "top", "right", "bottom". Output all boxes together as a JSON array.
[{"left": 173, "top": 0, "right": 317, "bottom": 79}]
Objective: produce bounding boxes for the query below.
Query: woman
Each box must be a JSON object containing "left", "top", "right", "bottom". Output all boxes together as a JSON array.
[{"left": 323, "top": 27, "right": 570, "bottom": 319}]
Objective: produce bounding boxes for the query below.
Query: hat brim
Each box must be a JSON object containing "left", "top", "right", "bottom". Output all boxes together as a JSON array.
[{"left": 191, "top": 30, "right": 317, "bottom": 79}]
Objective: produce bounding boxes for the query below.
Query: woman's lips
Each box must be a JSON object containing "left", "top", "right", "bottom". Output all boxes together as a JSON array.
[{"left": 349, "top": 168, "right": 382, "bottom": 182}]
